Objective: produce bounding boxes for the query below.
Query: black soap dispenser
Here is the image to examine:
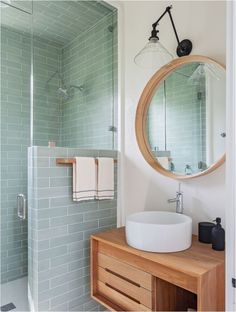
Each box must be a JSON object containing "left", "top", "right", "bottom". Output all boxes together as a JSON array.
[{"left": 211, "top": 218, "right": 225, "bottom": 251}]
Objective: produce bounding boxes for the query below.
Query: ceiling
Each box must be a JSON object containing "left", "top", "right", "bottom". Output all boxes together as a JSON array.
[{"left": 1, "top": 1, "right": 115, "bottom": 46}]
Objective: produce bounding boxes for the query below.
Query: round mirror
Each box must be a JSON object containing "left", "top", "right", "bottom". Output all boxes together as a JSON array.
[{"left": 136, "top": 56, "right": 226, "bottom": 179}]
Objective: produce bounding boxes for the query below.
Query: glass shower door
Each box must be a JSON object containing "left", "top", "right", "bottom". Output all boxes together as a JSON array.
[{"left": 1, "top": 1, "right": 32, "bottom": 310}]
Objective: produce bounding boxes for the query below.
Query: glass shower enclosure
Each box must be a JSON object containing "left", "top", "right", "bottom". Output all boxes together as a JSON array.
[{"left": 1, "top": 1, "right": 117, "bottom": 311}]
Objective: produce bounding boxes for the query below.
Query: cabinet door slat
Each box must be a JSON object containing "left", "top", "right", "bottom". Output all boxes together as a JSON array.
[
  {"left": 98, "top": 266, "right": 152, "bottom": 308},
  {"left": 98, "top": 252, "right": 152, "bottom": 290},
  {"left": 98, "top": 281, "right": 151, "bottom": 311}
]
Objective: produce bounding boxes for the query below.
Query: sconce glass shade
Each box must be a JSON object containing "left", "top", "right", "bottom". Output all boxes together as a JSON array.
[
  {"left": 134, "top": 38, "right": 174, "bottom": 70},
  {"left": 188, "top": 63, "right": 221, "bottom": 85}
]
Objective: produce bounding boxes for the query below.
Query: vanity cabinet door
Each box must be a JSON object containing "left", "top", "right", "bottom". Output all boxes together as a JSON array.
[
  {"left": 91, "top": 240, "right": 154, "bottom": 311},
  {"left": 98, "top": 253, "right": 152, "bottom": 310}
]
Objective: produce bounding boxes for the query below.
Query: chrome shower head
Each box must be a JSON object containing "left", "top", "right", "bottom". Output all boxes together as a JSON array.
[
  {"left": 57, "top": 87, "right": 70, "bottom": 100},
  {"left": 57, "top": 85, "right": 84, "bottom": 101}
]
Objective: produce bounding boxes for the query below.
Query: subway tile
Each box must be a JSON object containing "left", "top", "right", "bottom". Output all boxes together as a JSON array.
[
  {"left": 37, "top": 186, "right": 72, "bottom": 199},
  {"left": 38, "top": 280, "right": 50, "bottom": 293},
  {"left": 37, "top": 226, "right": 68, "bottom": 241},
  {"left": 50, "top": 286, "right": 84, "bottom": 309},
  {"left": 38, "top": 240, "right": 50, "bottom": 251},
  {"left": 68, "top": 240, "right": 89, "bottom": 253},
  {"left": 99, "top": 216, "right": 117, "bottom": 227},
  {"left": 68, "top": 257, "right": 89, "bottom": 272},
  {"left": 38, "top": 264, "right": 68, "bottom": 283},
  {"left": 37, "top": 219, "right": 50, "bottom": 230},
  {"left": 37, "top": 199, "right": 50, "bottom": 209},
  {"left": 50, "top": 248, "right": 83, "bottom": 269},
  {"left": 68, "top": 293, "right": 91, "bottom": 310},
  {"left": 68, "top": 275, "right": 89, "bottom": 291},
  {"left": 84, "top": 208, "right": 112, "bottom": 221},
  {"left": 50, "top": 214, "right": 83, "bottom": 227},
  {"left": 49, "top": 176, "right": 71, "bottom": 187},
  {"left": 68, "top": 201, "right": 97, "bottom": 215},
  {"left": 50, "top": 302, "right": 68, "bottom": 311},
  {"left": 38, "top": 283, "right": 69, "bottom": 302},
  {"left": 38, "top": 259, "right": 50, "bottom": 272},
  {"left": 50, "top": 196, "right": 72, "bottom": 208},
  {"left": 37, "top": 207, "right": 67, "bottom": 220},
  {"left": 68, "top": 220, "right": 98, "bottom": 234},
  {"left": 49, "top": 232, "right": 83, "bottom": 248},
  {"left": 38, "top": 300, "right": 50, "bottom": 311},
  {"left": 50, "top": 268, "right": 83, "bottom": 288}
]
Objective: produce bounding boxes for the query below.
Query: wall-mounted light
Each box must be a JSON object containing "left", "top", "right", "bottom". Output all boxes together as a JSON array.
[{"left": 134, "top": 5, "right": 193, "bottom": 70}]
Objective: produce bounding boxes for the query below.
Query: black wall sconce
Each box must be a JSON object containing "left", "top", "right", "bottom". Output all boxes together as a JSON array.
[{"left": 134, "top": 5, "right": 193, "bottom": 69}]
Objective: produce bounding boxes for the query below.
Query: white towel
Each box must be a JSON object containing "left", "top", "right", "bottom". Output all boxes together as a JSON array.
[
  {"left": 97, "top": 158, "right": 114, "bottom": 200},
  {"left": 73, "top": 157, "right": 97, "bottom": 202}
]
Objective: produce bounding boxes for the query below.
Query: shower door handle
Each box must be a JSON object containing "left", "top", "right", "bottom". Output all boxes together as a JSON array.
[{"left": 17, "top": 194, "right": 27, "bottom": 220}]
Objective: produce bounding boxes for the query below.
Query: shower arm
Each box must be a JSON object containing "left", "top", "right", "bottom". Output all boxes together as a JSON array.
[
  {"left": 45, "top": 71, "right": 58, "bottom": 85},
  {"left": 45, "top": 71, "right": 65, "bottom": 87},
  {"left": 70, "top": 85, "right": 84, "bottom": 91}
]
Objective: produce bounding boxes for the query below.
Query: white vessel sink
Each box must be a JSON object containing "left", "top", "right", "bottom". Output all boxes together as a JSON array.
[{"left": 125, "top": 211, "right": 192, "bottom": 253}]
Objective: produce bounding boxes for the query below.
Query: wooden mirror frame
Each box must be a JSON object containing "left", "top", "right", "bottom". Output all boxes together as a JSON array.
[{"left": 135, "top": 55, "right": 226, "bottom": 180}]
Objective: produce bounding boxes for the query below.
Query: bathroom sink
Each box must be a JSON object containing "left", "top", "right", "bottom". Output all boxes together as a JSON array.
[{"left": 125, "top": 211, "right": 192, "bottom": 253}]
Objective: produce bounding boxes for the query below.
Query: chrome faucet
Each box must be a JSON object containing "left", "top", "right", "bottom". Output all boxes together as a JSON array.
[{"left": 168, "top": 183, "right": 183, "bottom": 214}]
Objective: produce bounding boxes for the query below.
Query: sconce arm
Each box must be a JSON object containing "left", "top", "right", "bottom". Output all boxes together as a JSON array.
[
  {"left": 152, "top": 6, "right": 180, "bottom": 45},
  {"left": 151, "top": 5, "right": 192, "bottom": 57}
]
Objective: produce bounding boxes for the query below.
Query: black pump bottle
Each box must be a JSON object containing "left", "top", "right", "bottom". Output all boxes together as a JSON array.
[{"left": 211, "top": 218, "right": 225, "bottom": 251}]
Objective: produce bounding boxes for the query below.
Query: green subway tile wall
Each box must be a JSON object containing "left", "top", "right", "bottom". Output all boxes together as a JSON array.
[
  {"left": 1, "top": 2, "right": 117, "bottom": 296},
  {"left": 28, "top": 147, "right": 117, "bottom": 311},
  {"left": 1, "top": 26, "right": 31, "bottom": 283},
  {"left": 60, "top": 12, "right": 117, "bottom": 149},
  {"left": 33, "top": 36, "right": 62, "bottom": 146},
  {"left": 33, "top": 11, "right": 117, "bottom": 150}
]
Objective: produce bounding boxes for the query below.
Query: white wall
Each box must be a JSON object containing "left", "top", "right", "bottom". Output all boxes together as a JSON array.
[{"left": 121, "top": 1, "right": 226, "bottom": 234}]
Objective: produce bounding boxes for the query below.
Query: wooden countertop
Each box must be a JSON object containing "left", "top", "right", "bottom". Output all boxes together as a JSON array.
[{"left": 91, "top": 227, "right": 225, "bottom": 278}]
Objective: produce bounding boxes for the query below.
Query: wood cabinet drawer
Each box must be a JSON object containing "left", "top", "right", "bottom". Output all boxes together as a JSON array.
[
  {"left": 97, "top": 281, "right": 151, "bottom": 311},
  {"left": 98, "top": 266, "right": 152, "bottom": 308},
  {"left": 98, "top": 252, "right": 152, "bottom": 290},
  {"left": 97, "top": 252, "right": 152, "bottom": 310}
]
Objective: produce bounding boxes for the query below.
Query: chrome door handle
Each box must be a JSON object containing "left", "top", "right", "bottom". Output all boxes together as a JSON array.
[{"left": 17, "top": 194, "right": 27, "bottom": 220}]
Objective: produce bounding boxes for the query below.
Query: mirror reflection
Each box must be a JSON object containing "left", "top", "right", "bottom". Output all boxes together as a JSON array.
[{"left": 146, "top": 62, "right": 226, "bottom": 176}]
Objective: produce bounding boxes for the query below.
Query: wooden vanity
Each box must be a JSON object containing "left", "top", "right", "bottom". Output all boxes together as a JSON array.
[{"left": 91, "top": 227, "right": 225, "bottom": 311}]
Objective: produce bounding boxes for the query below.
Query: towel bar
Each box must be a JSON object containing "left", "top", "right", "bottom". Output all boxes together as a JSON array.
[{"left": 56, "top": 158, "right": 117, "bottom": 165}]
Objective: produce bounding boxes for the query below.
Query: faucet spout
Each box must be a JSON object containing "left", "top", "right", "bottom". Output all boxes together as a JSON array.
[{"left": 168, "top": 184, "right": 183, "bottom": 214}]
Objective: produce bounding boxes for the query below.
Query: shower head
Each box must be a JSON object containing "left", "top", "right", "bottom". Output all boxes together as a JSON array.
[
  {"left": 45, "top": 71, "right": 83, "bottom": 101},
  {"left": 57, "top": 85, "right": 84, "bottom": 101},
  {"left": 57, "top": 87, "right": 70, "bottom": 100}
]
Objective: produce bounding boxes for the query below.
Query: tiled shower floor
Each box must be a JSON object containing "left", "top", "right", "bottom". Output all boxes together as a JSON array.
[{"left": 1, "top": 277, "right": 29, "bottom": 312}]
